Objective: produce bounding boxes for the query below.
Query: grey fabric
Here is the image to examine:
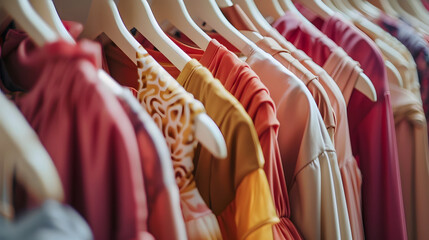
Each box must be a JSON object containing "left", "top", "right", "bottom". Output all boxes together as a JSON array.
[{"left": 0, "top": 200, "right": 93, "bottom": 240}]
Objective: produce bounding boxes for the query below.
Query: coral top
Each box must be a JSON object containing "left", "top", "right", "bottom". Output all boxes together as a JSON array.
[
  {"left": 290, "top": 8, "right": 407, "bottom": 240},
  {"left": 0, "top": 30, "right": 152, "bottom": 240},
  {"left": 178, "top": 60, "right": 279, "bottom": 240}
]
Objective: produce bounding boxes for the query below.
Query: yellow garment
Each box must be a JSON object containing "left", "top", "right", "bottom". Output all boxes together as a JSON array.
[{"left": 177, "top": 59, "right": 278, "bottom": 240}]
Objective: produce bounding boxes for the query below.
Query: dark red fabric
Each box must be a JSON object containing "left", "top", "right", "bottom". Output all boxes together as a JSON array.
[
  {"left": 117, "top": 91, "right": 184, "bottom": 240},
  {"left": 273, "top": 10, "right": 407, "bottom": 240},
  {"left": 0, "top": 30, "right": 153, "bottom": 240}
]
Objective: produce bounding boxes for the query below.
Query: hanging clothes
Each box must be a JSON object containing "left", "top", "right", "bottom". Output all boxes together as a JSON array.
[
  {"left": 156, "top": 27, "right": 353, "bottom": 238},
  {"left": 264, "top": 12, "right": 366, "bottom": 240},
  {"left": 156, "top": 35, "right": 303, "bottom": 240},
  {"left": 175, "top": 21, "right": 351, "bottom": 239},
  {"left": 177, "top": 60, "right": 279, "bottom": 240},
  {"left": 389, "top": 79, "right": 429, "bottom": 240},
  {"left": 220, "top": 4, "right": 336, "bottom": 141},
  {"left": 376, "top": 13, "right": 429, "bottom": 137},
  {"left": 100, "top": 37, "right": 279, "bottom": 239},
  {"left": 100, "top": 39, "right": 221, "bottom": 239},
  {"left": 256, "top": 35, "right": 365, "bottom": 240},
  {"left": 274, "top": 9, "right": 407, "bottom": 240},
  {"left": 0, "top": 29, "right": 153, "bottom": 240}
]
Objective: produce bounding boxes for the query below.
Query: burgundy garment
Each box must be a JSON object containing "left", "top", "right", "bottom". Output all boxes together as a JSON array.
[
  {"left": 0, "top": 30, "right": 153, "bottom": 240},
  {"left": 274, "top": 10, "right": 407, "bottom": 240},
  {"left": 376, "top": 13, "right": 429, "bottom": 137}
]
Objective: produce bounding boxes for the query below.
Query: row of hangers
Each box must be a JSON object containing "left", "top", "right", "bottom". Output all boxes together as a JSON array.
[{"left": 4, "top": 0, "right": 417, "bottom": 219}]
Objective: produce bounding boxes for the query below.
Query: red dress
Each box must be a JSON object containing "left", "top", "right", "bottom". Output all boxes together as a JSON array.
[{"left": 0, "top": 29, "right": 153, "bottom": 240}]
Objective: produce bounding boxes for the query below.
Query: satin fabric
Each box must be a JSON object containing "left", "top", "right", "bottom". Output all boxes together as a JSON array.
[
  {"left": 178, "top": 60, "right": 279, "bottom": 240},
  {"left": 0, "top": 30, "right": 153, "bottom": 240},
  {"left": 256, "top": 35, "right": 365, "bottom": 240},
  {"left": 274, "top": 10, "right": 407, "bottom": 240}
]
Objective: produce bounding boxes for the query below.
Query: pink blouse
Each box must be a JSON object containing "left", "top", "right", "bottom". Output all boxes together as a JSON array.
[{"left": 279, "top": 7, "right": 407, "bottom": 239}]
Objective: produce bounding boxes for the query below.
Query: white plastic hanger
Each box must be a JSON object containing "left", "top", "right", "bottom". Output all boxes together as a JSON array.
[
  {"left": 384, "top": 59, "right": 403, "bottom": 88},
  {"left": 149, "top": 0, "right": 211, "bottom": 50},
  {"left": 116, "top": 0, "right": 191, "bottom": 71},
  {"left": 0, "top": 0, "right": 58, "bottom": 46},
  {"left": 0, "top": 91, "right": 64, "bottom": 219},
  {"left": 184, "top": 0, "right": 263, "bottom": 54},
  {"left": 28, "top": 0, "right": 74, "bottom": 43},
  {"left": 80, "top": 0, "right": 146, "bottom": 61},
  {"left": 292, "top": 0, "right": 335, "bottom": 20},
  {"left": 347, "top": 0, "right": 380, "bottom": 18},
  {"left": 0, "top": 0, "right": 64, "bottom": 219}
]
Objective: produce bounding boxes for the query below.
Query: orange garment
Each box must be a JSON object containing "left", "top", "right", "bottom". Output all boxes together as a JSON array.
[
  {"left": 178, "top": 59, "right": 279, "bottom": 239},
  {"left": 257, "top": 35, "right": 365, "bottom": 240}
]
